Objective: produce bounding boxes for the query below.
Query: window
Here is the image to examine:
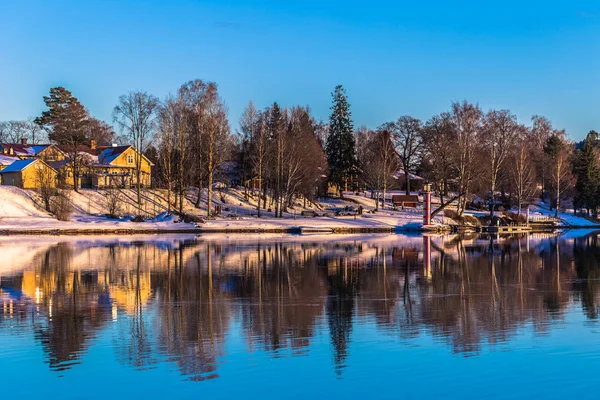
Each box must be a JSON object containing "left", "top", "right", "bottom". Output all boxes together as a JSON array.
[{"left": 127, "top": 155, "right": 134, "bottom": 165}]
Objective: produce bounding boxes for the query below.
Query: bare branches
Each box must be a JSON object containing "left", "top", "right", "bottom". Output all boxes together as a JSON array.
[{"left": 113, "top": 91, "right": 159, "bottom": 211}]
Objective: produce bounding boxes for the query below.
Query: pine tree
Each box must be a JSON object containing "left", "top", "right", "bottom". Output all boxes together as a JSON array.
[
  {"left": 326, "top": 85, "right": 357, "bottom": 196},
  {"left": 574, "top": 131, "right": 600, "bottom": 216},
  {"left": 35, "top": 87, "right": 90, "bottom": 191}
]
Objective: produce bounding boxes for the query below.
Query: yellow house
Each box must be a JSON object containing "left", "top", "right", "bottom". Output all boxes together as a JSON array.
[
  {"left": 1, "top": 141, "right": 65, "bottom": 161},
  {"left": 0, "top": 158, "right": 57, "bottom": 189},
  {"left": 53, "top": 144, "right": 154, "bottom": 189},
  {"left": 91, "top": 145, "right": 153, "bottom": 189}
]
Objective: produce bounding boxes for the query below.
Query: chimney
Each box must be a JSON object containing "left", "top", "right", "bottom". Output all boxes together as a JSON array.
[
  {"left": 21, "top": 138, "right": 27, "bottom": 145},
  {"left": 90, "top": 140, "right": 97, "bottom": 150}
]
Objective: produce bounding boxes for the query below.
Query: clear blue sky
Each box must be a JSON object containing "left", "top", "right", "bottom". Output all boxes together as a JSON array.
[{"left": 1, "top": 0, "right": 599, "bottom": 140}]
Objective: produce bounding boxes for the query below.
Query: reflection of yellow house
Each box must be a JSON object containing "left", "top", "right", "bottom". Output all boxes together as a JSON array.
[
  {"left": 21, "top": 270, "right": 76, "bottom": 301},
  {"left": 0, "top": 159, "right": 57, "bottom": 189},
  {"left": 100, "top": 272, "right": 151, "bottom": 314}
]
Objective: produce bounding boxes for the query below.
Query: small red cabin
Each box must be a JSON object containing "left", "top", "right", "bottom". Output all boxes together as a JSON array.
[{"left": 392, "top": 195, "right": 419, "bottom": 208}]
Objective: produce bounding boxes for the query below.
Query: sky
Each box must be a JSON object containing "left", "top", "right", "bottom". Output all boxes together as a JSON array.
[{"left": 1, "top": 0, "right": 599, "bottom": 140}]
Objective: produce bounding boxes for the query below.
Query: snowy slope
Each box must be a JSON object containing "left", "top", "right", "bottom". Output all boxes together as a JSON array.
[{"left": 0, "top": 186, "right": 50, "bottom": 217}]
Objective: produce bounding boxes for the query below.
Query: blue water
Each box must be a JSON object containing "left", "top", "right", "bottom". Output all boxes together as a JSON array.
[{"left": 1, "top": 232, "right": 600, "bottom": 399}]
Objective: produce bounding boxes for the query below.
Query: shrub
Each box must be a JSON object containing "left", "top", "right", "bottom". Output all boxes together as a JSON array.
[
  {"left": 444, "top": 209, "right": 481, "bottom": 226},
  {"left": 51, "top": 192, "right": 72, "bottom": 221},
  {"left": 104, "top": 188, "right": 122, "bottom": 218},
  {"left": 444, "top": 209, "right": 459, "bottom": 220},
  {"left": 507, "top": 212, "right": 527, "bottom": 224}
]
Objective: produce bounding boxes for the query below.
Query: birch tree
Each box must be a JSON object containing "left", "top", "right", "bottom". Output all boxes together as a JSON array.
[
  {"left": 179, "top": 79, "right": 230, "bottom": 217},
  {"left": 113, "top": 91, "right": 159, "bottom": 211},
  {"left": 482, "top": 109, "right": 520, "bottom": 216},
  {"left": 544, "top": 133, "right": 573, "bottom": 218},
  {"left": 451, "top": 101, "right": 482, "bottom": 215},
  {"left": 252, "top": 113, "right": 269, "bottom": 217},
  {"left": 511, "top": 127, "right": 537, "bottom": 215}
]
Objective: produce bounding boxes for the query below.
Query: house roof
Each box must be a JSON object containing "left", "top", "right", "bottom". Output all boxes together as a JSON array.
[
  {"left": 0, "top": 158, "right": 56, "bottom": 174},
  {"left": 0, "top": 154, "right": 19, "bottom": 166},
  {"left": 0, "top": 159, "right": 38, "bottom": 173},
  {"left": 1, "top": 143, "right": 51, "bottom": 157},
  {"left": 98, "top": 146, "right": 132, "bottom": 164},
  {"left": 55, "top": 144, "right": 154, "bottom": 167}
]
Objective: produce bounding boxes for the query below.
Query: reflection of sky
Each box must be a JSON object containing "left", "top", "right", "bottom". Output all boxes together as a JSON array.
[
  {"left": 2, "top": 302, "right": 600, "bottom": 399},
  {"left": 2, "top": 232, "right": 600, "bottom": 399}
]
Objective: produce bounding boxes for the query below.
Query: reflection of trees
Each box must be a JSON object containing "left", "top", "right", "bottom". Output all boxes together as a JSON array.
[
  {"left": 416, "top": 235, "right": 574, "bottom": 355},
  {"left": 574, "top": 234, "right": 600, "bottom": 319},
  {"left": 327, "top": 258, "right": 356, "bottom": 376},
  {"left": 112, "top": 246, "right": 156, "bottom": 370},
  {"left": 236, "top": 243, "right": 327, "bottom": 354},
  {"left": 1, "top": 232, "right": 598, "bottom": 378},
  {"left": 153, "top": 244, "right": 231, "bottom": 381}
]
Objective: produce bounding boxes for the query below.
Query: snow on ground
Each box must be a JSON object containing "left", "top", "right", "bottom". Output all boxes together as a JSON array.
[
  {"left": 0, "top": 186, "right": 444, "bottom": 233},
  {"left": 531, "top": 201, "right": 600, "bottom": 227}
]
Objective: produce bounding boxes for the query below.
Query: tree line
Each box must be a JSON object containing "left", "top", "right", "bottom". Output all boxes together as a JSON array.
[{"left": 5, "top": 82, "right": 599, "bottom": 219}]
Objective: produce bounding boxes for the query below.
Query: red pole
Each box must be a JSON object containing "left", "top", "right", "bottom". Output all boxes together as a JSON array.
[{"left": 423, "top": 191, "right": 431, "bottom": 226}]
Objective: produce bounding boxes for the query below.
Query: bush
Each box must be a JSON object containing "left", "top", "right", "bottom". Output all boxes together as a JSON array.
[
  {"left": 444, "top": 209, "right": 459, "bottom": 220},
  {"left": 506, "top": 212, "right": 527, "bottom": 224},
  {"left": 104, "top": 189, "right": 122, "bottom": 218},
  {"left": 51, "top": 192, "right": 73, "bottom": 221},
  {"left": 444, "top": 209, "right": 481, "bottom": 226}
]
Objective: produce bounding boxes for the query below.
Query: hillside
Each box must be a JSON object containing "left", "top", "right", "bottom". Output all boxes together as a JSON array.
[{"left": 0, "top": 186, "right": 440, "bottom": 233}]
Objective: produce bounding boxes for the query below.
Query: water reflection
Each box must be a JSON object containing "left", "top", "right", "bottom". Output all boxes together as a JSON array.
[{"left": 1, "top": 232, "right": 599, "bottom": 380}]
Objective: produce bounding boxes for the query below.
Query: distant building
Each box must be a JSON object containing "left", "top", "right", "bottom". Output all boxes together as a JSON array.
[{"left": 0, "top": 139, "right": 153, "bottom": 189}]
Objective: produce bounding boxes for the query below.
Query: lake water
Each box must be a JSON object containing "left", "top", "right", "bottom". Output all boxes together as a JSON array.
[{"left": 2, "top": 231, "right": 600, "bottom": 399}]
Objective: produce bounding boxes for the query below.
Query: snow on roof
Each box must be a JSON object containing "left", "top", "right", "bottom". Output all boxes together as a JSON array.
[
  {"left": 0, "top": 159, "right": 37, "bottom": 173},
  {"left": 1, "top": 143, "right": 50, "bottom": 156},
  {"left": 393, "top": 171, "right": 424, "bottom": 180},
  {"left": 0, "top": 154, "right": 18, "bottom": 166},
  {"left": 98, "top": 146, "right": 131, "bottom": 164}
]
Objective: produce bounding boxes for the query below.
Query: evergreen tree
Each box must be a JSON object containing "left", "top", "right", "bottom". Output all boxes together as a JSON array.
[
  {"left": 35, "top": 87, "right": 90, "bottom": 191},
  {"left": 574, "top": 131, "right": 600, "bottom": 216},
  {"left": 326, "top": 85, "right": 357, "bottom": 196}
]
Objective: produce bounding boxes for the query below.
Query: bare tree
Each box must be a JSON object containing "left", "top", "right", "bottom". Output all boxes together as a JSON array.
[
  {"left": 35, "top": 162, "right": 56, "bottom": 212},
  {"left": 531, "top": 115, "right": 555, "bottom": 201},
  {"left": 482, "top": 109, "right": 520, "bottom": 216},
  {"left": 451, "top": 101, "right": 483, "bottom": 215},
  {"left": 113, "top": 91, "right": 159, "bottom": 213},
  {"left": 544, "top": 133, "right": 573, "bottom": 217},
  {"left": 391, "top": 116, "right": 423, "bottom": 195},
  {"left": 156, "top": 95, "right": 184, "bottom": 212},
  {"left": 104, "top": 187, "right": 122, "bottom": 218},
  {"left": 252, "top": 112, "right": 269, "bottom": 217},
  {"left": 179, "top": 80, "right": 230, "bottom": 217},
  {"left": 86, "top": 118, "right": 115, "bottom": 146},
  {"left": 511, "top": 128, "right": 537, "bottom": 215},
  {"left": 421, "top": 112, "right": 456, "bottom": 203},
  {"left": 238, "top": 101, "right": 259, "bottom": 199}
]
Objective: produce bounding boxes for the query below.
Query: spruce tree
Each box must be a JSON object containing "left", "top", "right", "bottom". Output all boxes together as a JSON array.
[
  {"left": 574, "top": 131, "right": 600, "bottom": 216},
  {"left": 326, "top": 85, "right": 357, "bottom": 196},
  {"left": 35, "top": 87, "right": 90, "bottom": 191}
]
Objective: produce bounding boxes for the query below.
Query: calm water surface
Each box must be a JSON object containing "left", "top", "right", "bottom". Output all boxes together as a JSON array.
[{"left": 2, "top": 232, "right": 600, "bottom": 399}]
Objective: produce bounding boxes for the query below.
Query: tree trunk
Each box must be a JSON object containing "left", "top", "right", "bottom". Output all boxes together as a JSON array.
[{"left": 404, "top": 167, "right": 411, "bottom": 195}]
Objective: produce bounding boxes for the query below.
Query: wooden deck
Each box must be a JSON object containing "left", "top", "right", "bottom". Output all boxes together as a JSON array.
[{"left": 481, "top": 225, "right": 532, "bottom": 233}]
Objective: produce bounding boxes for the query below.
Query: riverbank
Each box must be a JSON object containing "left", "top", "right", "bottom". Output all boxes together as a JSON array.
[{"left": 0, "top": 215, "right": 433, "bottom": 235}]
